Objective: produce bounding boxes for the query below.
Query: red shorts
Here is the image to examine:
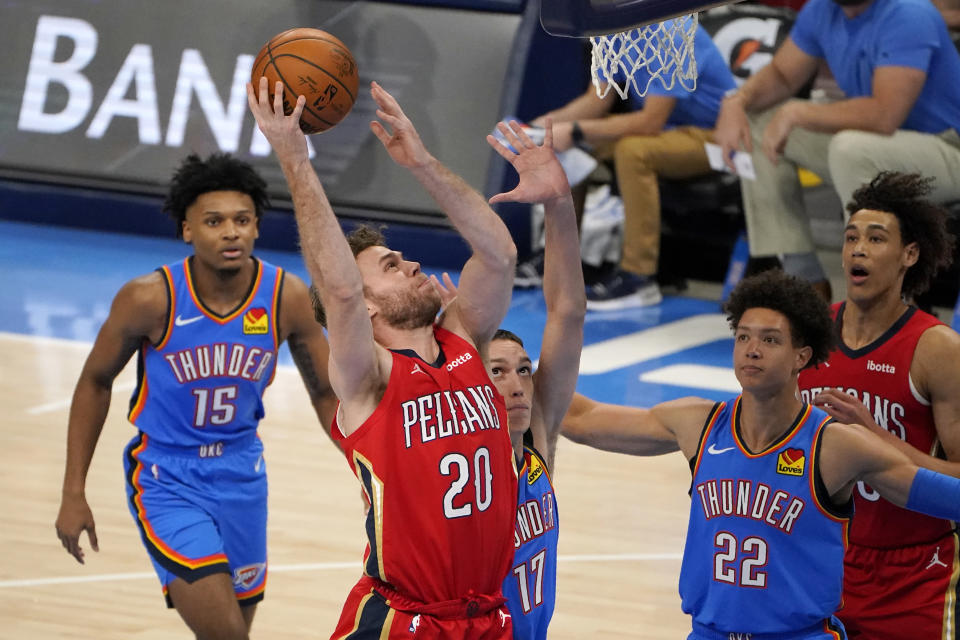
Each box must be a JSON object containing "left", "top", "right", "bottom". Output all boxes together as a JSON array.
[
  {"left": 840, "top": 532, "right": 959, "bottom": 639},
  {"left": 330, "top": 576, "right": 513, "bottom": 640}
]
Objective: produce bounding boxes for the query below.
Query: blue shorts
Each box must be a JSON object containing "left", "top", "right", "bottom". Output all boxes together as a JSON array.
[
  {"left": 122, "top": 431, "right": 268, "bottom": 608},
  {"left": 688, "top": 617, "right": 847, "bottom": 640}
]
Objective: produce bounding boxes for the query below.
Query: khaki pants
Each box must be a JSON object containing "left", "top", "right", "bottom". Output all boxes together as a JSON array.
[
  {"left": 601, "top": 126, "right": 715, "bottom": 276},
  {"left": 741, "top": 100, "right": 960, "bottom": 256}
]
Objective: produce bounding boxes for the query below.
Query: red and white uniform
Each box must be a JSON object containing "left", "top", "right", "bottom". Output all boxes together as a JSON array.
[
  {"left": 799, "top": 302, "right": 958, "bottom": 640},
  {"left": 330, "top": 326, "right": 516, "bottom": 639}
]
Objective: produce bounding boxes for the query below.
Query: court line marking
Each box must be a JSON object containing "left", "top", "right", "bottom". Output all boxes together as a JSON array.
[
  {"left": 0, "top": 553, "right": 681, "bottom": 589},
  {"left": 639, "top": 364, "right": 740, "bottom": 393},
  {"left": 579, "top": 314, "right": 731, "bottom": 374}
]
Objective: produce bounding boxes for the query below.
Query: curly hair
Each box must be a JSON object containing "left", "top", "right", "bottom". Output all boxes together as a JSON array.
[
  {"left": 724, "top": 270, "right": 836, "bottom": 369},
  {"left": 846, "top": 172, "right": 955, "bottom": 299},
  {"left": 163, "top": 153, "right": 269, "bottom": 237},
  {"left": 345, "top": 223, "right": 388, "bottom": 257},
  {"left": 309, "top": 224, "right": 390, "bottom": 327}
]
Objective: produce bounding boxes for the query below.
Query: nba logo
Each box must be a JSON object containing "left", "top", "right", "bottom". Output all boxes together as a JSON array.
[{"left": 408, "top": 614, "right": 421, "bottom": 633}]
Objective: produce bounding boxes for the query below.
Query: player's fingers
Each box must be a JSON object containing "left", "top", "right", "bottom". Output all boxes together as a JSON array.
[
  {"left": 370, "top": 81, "right": 405, "bottom": 116},
  {"left": 273, "top": 81, "right": 285, "bottom": 116},
  {"left": 369, "top": 121, "right": 391, "bottom": 146},
  {"left": 245, "top": 82, "right": 258, "bottom": 112},
  {"left": 87, "top": 525, "right": 99, "bottom": 552},
  {"left": 489, "top": 188, "right": 520, "bottom": 205},
  {"left": 441, "top": 272, "right": 456, "bottom": 291},
  {"left": 258, "top": 77, "right": 270, "bottom": 106},
  {"left": 541, "top": 117, "right": 554, "bottom": 148},
  {"left": 291, "top": 94, "right": 306, "bottom": 122},
  {"left": 62, "top": 534, "right": 83, "bottom": 563},
  {"left": 486, "top": 135, "right": 517, "bottom": 162},
  {"left": 507, "top": 120, "right": 535, "bottom": 149},
  {"left": 496, "top": 121, "right": 525, "bottom": 151},
  {"left": 374, "top": 109, "right": 406, "bottom": 134}
]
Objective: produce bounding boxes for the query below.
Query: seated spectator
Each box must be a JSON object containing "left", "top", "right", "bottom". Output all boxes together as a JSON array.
[
  {"left": 715, "top": 0, "right": 960, "bottom": 300},
  {"left": 527, "top": 21, "right": 736, "bottom": 310}
]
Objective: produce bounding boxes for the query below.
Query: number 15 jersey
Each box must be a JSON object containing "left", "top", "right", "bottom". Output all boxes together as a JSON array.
[{"left": 332, "top": 326, "right": 517, "bottom": 605}]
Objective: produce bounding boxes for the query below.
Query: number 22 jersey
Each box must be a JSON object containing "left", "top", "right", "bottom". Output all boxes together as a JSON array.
[
  {"left": 679, "top": 397, "right": 851, "bottom": 635},
  {"left": 332, "top": 326, "right": 517, "bottom": 605}
]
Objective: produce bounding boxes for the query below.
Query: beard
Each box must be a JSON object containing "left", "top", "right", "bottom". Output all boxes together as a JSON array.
[
  {"left": 832, "top": 0, "right": 868, "bottom": 7},
  {"left": 370, "top": 285, "right": 442, "bottom": 330}
]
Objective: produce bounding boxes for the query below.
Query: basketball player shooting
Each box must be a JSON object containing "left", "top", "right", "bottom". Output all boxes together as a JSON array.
[
  {"left": 561, "top": 270, "right": 960, "bottom": 640},
  {"left": 247, "top": 77, "right": 571, "bottom": 638}
]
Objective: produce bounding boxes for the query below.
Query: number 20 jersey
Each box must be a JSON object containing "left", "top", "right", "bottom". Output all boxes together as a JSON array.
[
  {"left": 332, "top": 326, "right": 517, "bottom": 605},
  {"left": 128, "top": 257, "right": 281, "bottom": 447},
  {"left": 679, "top": 397, "right": 851, "bottom": 634}
]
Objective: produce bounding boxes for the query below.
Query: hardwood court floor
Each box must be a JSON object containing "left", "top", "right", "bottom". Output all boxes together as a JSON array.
[{"left": 1, "top": 331, "right": 693, "bottom": 639}]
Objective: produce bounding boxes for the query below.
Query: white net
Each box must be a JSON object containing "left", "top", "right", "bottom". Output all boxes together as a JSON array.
[{"left": 590, "top": 14, "right": 699, "bottom": 100}]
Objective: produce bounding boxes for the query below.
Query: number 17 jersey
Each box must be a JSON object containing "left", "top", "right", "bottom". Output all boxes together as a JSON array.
[{"left": 332, "top": 326, "right": 517, "bottom": 605}]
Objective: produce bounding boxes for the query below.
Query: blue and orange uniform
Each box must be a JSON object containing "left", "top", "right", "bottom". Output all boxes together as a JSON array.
[
  {"left": 680, "top": 396, "right": 851, "bottom": 640},
  {"left": 503, "top": 445, "right": 558, "bottom": 640},
  {"left": 122, "top": 256, "right": 282, "bottom": 607}
]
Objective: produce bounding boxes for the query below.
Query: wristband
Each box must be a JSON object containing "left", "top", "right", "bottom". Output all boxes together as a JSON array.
[
  {"left": 906, "top": 467, "right": 960, "bottom": 521},
  {"left": 571, "top": 121, "right": 585, "bottom": 147}
]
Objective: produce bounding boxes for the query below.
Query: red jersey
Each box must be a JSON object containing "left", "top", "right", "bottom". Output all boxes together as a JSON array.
[
  {"left": 332, "top": 326, "right": 517, "bottom": 605},
  {"left": 798, "top": 302, "right": 949, "bottom": 548}
]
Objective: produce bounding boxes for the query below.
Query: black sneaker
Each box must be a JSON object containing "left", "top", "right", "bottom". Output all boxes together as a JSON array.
[
  {"left": 586, "top": 269, "right": 662, "bottom": 310},
  {"left": 514, "top": 251, "right": 545, "bottom": 288}
]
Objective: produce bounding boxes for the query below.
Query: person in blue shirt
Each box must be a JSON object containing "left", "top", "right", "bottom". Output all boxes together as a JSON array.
[
  {"left": 715, "top": 0, "right": 960, "bottom": 301},
  {"left": 561, "top": 269, "right": 960, "bottom": 639},
  {"left": 54, "top": 153, "right": 338, "bottom": 640},
  {"left": 523, "top": 21, "right": 736, "bottom": 310}
]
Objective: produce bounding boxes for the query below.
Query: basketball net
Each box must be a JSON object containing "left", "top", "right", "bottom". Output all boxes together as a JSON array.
[{"left": 590, "top": 14, "right": 699, "bottom": 100}]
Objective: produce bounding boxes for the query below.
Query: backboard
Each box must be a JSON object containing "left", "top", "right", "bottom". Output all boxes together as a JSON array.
[
  {"left": 541, "top": 0, "right": 741, "bottom": 37},
  {"left": 541, "top": 0, "right": 742, "bottom": 98}
]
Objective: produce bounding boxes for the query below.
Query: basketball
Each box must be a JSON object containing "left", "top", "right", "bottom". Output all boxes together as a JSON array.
[{"left": 251, "top": 28, "right": 359, "bottom": 134}]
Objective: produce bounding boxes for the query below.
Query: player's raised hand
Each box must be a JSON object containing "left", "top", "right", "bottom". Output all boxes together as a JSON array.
[
  {"left": 488, "top": 118, "right": 569, "bottom": 205},
  {"left": 247, "top": 78, "right": 309, "bottom": 164},
  {"left": 55, "top": 494, "right": 99, "bottom": 564},
  {"left": 430, "top": 272, "right": 459, "bottom": 324},
  {"left": 369, "top": 81, "right": 432, "bottom": 169},
  {"left": 430, "top": 272, "right": 459, "bottom": 307}
]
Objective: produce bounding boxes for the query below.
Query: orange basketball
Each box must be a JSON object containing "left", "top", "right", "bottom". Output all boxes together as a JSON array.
[{"left": 251, "top": 28, "right": 359, "bottom": 134}]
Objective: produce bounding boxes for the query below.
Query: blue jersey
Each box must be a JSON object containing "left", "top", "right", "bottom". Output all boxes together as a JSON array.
[
  {"left": 679, "top": 397, "right": 851, "bottom": 636},
  {"left": 128, "top": 257, "right": 282, "bottom": 448},
  {"left": 504, "top": 445, "right": 558, "bottom": 640}
]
